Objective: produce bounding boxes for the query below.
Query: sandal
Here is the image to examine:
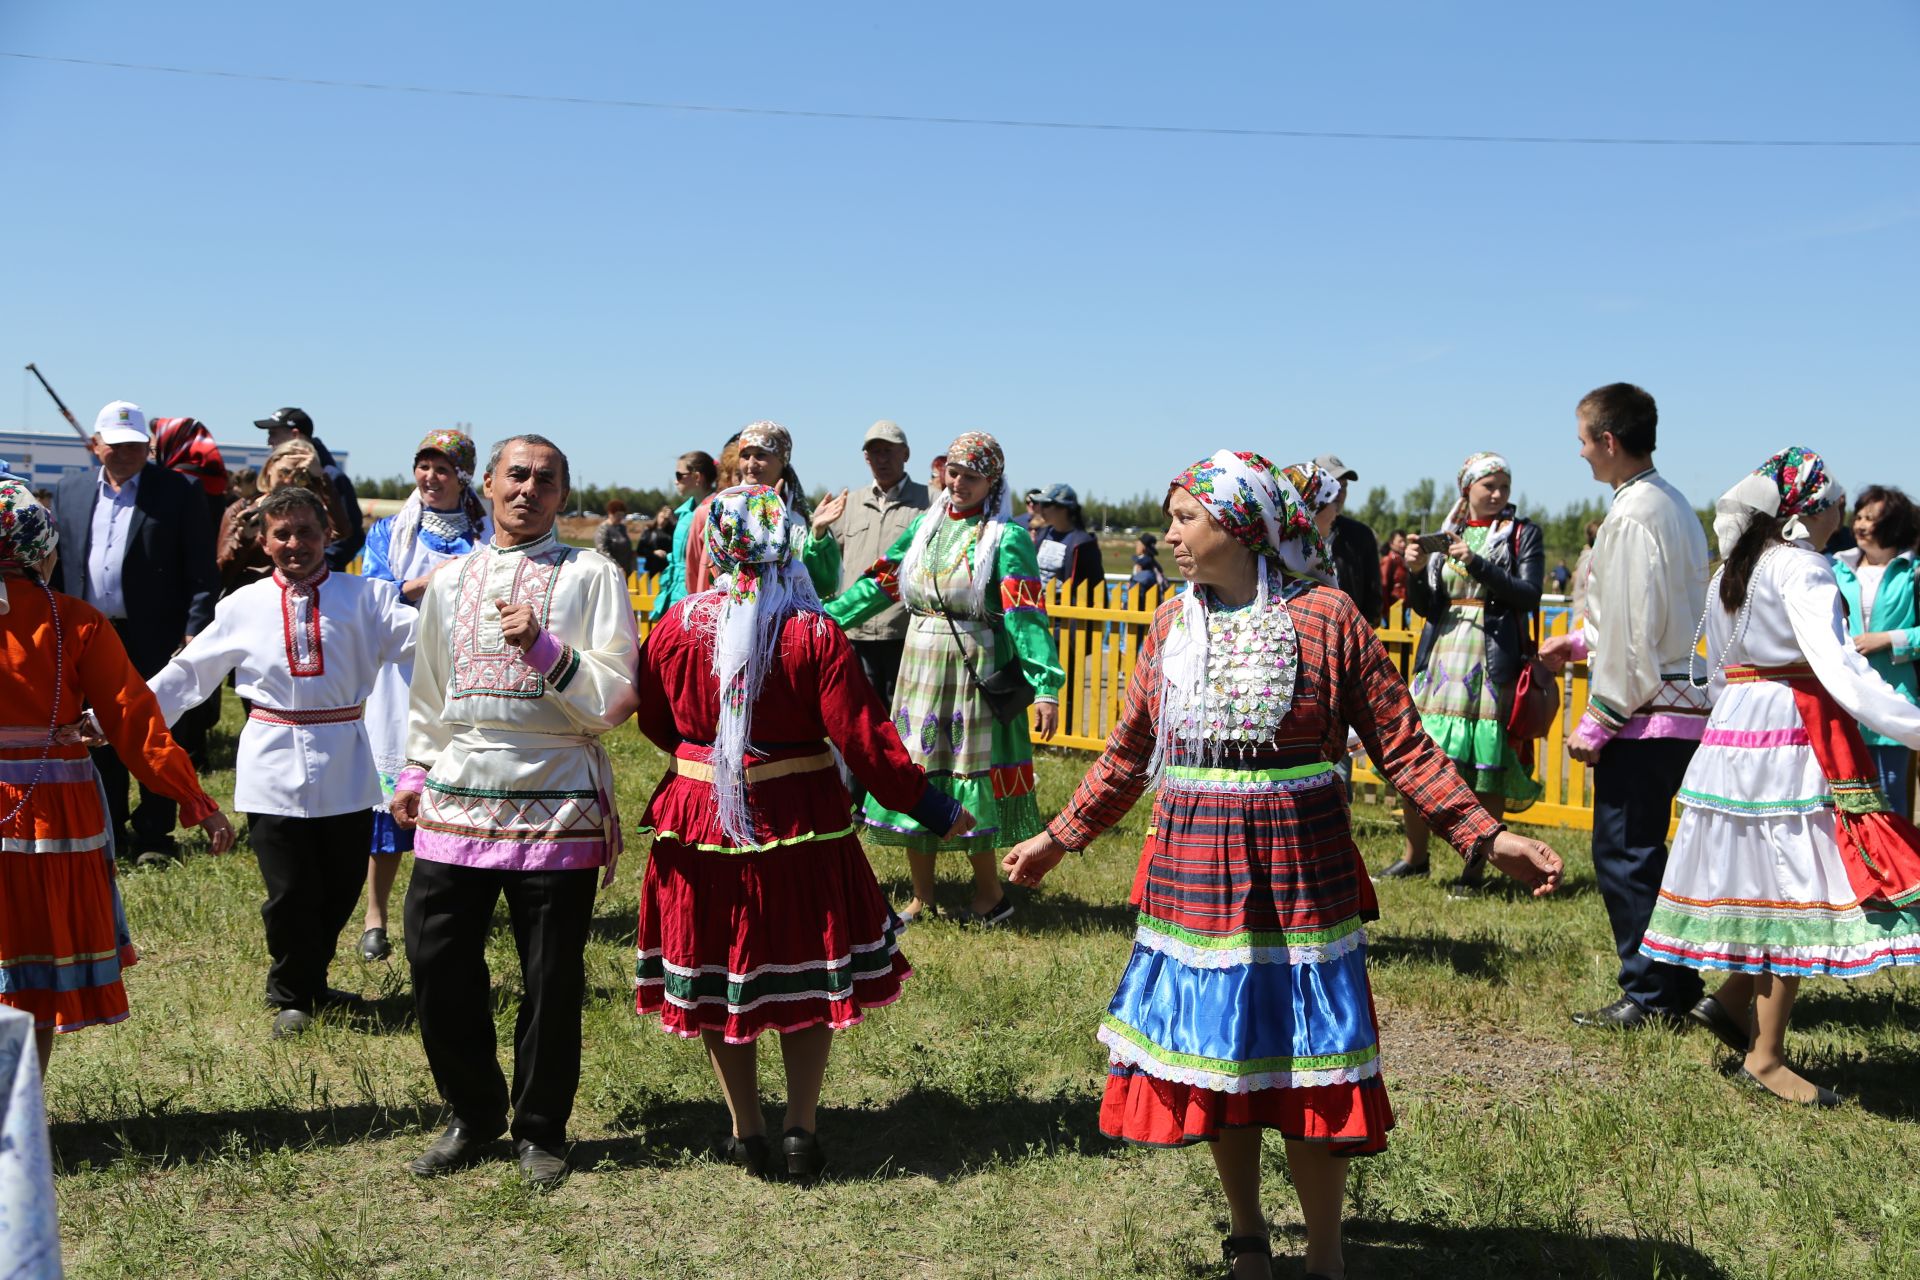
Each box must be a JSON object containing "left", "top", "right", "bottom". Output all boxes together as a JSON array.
[{"left": 1220, "top": 1234, "right": 1272, "bottom": 1277}]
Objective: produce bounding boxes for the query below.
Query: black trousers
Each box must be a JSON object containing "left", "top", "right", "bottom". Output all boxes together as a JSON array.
[
  {"left": 1590, "top": 737, "right": 1704, "bottom": 1015},
  {"left": 247, "top": 810, "right": 373, "bottom": 1011},
  {"left": 404, "top": 858, "right": 599, "bottom": 1148}
]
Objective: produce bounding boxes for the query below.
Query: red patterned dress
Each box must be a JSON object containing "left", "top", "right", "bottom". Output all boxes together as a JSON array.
[
  {"left": 633, "top": 602, "right": 962, "bottom": 1042},
  {"left": 1, "top": 584, "right": 216, "bottom": 1032},
  {"left": 1049, "top": 584, "right": 1500, "bottom": 1154}
]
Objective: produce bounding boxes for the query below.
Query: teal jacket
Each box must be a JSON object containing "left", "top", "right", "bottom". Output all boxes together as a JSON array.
[
  {"left": 649, "top": 493, "right": 701, "bottom": 621},
  {"left": 1833, "top": 549, "right": 1920, "bottom": 748}
]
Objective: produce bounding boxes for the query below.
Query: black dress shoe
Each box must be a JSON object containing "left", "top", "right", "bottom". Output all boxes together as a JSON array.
[
  {"left": 1687, "top": 994, "right": 1752, "bottom": 1054},
  {"left": 407, "top": 1122, "right": 501, "bottom": 1176},
  {"left": 782, "top": 1127, "right": 826, "bottom": 1182},
  {"left": 515, "top": 1139, "right": 569, "bottom": 1188},
  {"left": 1570, "top": 996, "right": 1685, "bottom": 1031},
  {"left": 1733, "top": 1067, "right": 1842, "bottom": 1109},
  {"left": 1372, "top": 858, "right": 1429, "bottom": 881},
  {"left": 358, "top": 927, "right": 392, "bottom": 962},
  {"left": 722, "top": 1133, "right": 772, "bottom": 1177}
]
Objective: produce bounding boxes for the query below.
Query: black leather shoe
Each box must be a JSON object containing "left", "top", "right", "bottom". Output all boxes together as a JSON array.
[
  {"left": 1687, "top": 994, "right": 1752, "bottom": 1054},
  {"left": 358, "top": 928, "right": 392, "bottom": 962},
  {"left": 270, "top": 1008, "right": 312, "bottom": 1040},
  {"left": 723, "top": 1133, "right": 772, "bottom": 1177},
  {"left": 1733, "top": 1067, "right": 1842, "bottom": 1109},
  {"left": 1570, "top": 996, "right": 1685, "bottom": 1031},
  {"left": 407, "top": 1122, "right": 501, "bottom": 1176},
  {"left": 515, "top": 1139, "right": 569, "bottom": 1188},
  {"left": 1372, "top": 858, "right": 1429, "bottom": 881},
  {"left": 782, "top": 1127, "right": 826, "bottom": 1183}
]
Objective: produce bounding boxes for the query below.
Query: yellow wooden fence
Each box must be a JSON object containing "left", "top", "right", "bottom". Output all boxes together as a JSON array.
[{"left": 627, "top": 573, "right": 1608, "bottom": 834}]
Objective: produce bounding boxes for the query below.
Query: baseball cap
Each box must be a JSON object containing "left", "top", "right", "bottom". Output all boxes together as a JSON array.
[
  {"left": 862, "top": 420, "right": 908, "bottom": 447},
  {"left": 254, "top": 406, "right": 314, "bottom": 434},
  {"left": 1313, "top": 453, "right": 1358, "bottom": 482},
  {"left": 94, "top": 401, "right": 148, "bottom": 446},
  {"left": 1039, "top": 482, "right": 1080, "bottom": 507}
]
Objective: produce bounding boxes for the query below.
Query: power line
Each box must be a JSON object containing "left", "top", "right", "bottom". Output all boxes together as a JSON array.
[{"left": 5, "top": 49, "right": 1917, "bottom": 149}]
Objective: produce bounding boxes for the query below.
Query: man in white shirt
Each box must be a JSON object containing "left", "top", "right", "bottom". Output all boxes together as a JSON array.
[
  {"left": 393, "top": 434, "right": 639, "bottom": 1188},
  {"left": 150, "top": 487, "right": 415, "bottom": 1039},
  {"left": 1541, "top": 383, "right": 1712, "bottom": 1032}
]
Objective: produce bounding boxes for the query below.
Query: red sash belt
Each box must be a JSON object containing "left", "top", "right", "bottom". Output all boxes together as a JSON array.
[
  {"left": 248, "top": 704, "right": 364, "bottom": 727},
  {"left": 1725, "top": 663, "right": 1920, "bottom": 908}
]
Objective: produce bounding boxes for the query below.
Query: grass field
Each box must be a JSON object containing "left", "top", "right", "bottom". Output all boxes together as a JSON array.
[{"left": 44, "top": 702, "right": 1920, "bottom": 1279}]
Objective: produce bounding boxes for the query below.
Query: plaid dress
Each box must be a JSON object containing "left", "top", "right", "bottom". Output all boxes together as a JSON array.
[{"left": 1050, "top": 584, "right": 1501, "bottom": 1153}]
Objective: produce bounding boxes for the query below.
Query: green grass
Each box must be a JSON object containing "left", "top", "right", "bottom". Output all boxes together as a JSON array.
[{"left": 46, "top": 704, "right": 1920, "bottom": 1279}]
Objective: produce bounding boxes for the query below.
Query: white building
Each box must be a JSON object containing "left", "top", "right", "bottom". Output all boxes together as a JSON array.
[{"left": 0, "top": 430, "right": 345, "bottom": 495}]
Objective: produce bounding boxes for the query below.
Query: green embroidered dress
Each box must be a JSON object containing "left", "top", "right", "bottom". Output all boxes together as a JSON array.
[{"left": 827, "top": 506, "right": 1064, "bottom": 851}]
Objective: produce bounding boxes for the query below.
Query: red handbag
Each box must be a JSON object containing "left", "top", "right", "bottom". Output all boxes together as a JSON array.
[{"left": 1503, "top": 523, "right": 1560, "bottom": 766}]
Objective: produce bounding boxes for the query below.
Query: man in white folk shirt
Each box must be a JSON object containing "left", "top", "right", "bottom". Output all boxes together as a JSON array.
[
  {"left": 149, "top": 487, "right": 415, "bottom": 1039},
  {"left": 392, "top": 434, "right": 639, "bottom": 1189}
]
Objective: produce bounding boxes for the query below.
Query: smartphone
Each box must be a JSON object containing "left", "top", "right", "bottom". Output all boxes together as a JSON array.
[{"left": 1415, "top": 533, "right": 1452, "bottom": 554}]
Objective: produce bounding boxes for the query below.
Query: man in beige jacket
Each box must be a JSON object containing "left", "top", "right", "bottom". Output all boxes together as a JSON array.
[{"left": 823, "top": 420, "right": 931, "bottom": 705}]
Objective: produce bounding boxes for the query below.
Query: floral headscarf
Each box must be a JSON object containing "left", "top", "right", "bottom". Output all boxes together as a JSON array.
[
  {"left": 696, "top": 484, "right": 825, "bottom": 846},
  {"left": 945, "top": 431, "right": 1005, "bottom": 485},
  {"left": 150, "top": 417, "right": 229, "bottom": 497},
  {"left": 1281, "top": 462, "right": 1343, "bottom": 523},
  {"left": 385, "top": 428, "right": 489, "bottom": 572},
  {"left": 1440, "top": 451, "right": 1513, "bottom": 534},
  {"left": 1713, "top": 446, "right": 1842, "bottom": 555},
  {"left": 898, "top": 431, "right": 1013, "bottom": 615},
  {"left": 0, "top": 478, "right": 58, "bottom": 615},
  {"left": 1151, "top": 451, "right": 1329, "bottom": 777},
  {"left": 737, "top": 420, "right": 792, "bottom": 461}
]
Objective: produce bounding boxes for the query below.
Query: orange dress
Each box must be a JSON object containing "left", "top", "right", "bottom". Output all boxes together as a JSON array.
[{"left": 0, "top": 577, "right": 217, "bottom": 1032}]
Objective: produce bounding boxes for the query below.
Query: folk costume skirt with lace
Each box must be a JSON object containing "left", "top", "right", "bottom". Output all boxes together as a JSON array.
[
  {"left": 0, "top": 752, "right": 137, "bottom": 1033},
  {"left": 1099, "top": 754, "right": 1393, "bottom": 1155},
  {"left": 635, "top": 745, "right": 910, "bottom": 1042},
  {"left": 1643, "top": 663, "right": 1920, "bottom": 978}
]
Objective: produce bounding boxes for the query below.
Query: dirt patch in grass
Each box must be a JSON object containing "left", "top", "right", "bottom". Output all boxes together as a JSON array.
[{"left": 1375, "top": 998, "right": 1609, "bottom": 1099}]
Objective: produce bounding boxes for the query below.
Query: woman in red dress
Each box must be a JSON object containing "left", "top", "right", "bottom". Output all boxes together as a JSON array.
[
  {"left": 1005, "top": 452, "right": 1561, "bottom": 1280},
  {"left": 0, "top": 479, "right": 233, "bottom": 1070},
  {"left": 633, "top": 484, "right": 972, "bottom": 1180}
]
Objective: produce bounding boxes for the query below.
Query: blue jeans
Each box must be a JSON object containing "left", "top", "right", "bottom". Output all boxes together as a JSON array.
[{"left": 1870, "top": 743, "right": 1913, "bottom": 819}]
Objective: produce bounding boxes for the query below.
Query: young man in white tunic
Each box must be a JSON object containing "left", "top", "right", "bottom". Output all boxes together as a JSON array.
[
  {"left": 148, "top": 487, "right": 415, "bottom": 1039},
  {"left": 1540, "top": 382, "right": 1715, "bottom": 1033},
  {"left": 392, "top": 434, "right": 639, "bottom": 1188}
]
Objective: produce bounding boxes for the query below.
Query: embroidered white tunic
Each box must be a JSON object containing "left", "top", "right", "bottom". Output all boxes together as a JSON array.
[
  {"left": 402, "top": 529, "right": 639, "bottom": 876},
  {"left": 148, "top": 569, "right": 416, "bottom": 817}
]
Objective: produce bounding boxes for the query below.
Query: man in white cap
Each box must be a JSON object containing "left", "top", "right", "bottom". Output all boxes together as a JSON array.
[
  {"left": 1312, "top": 453, "right": 1383, "bottom": 626},
  {"left": 817, "top": 420, "right": 930, "bottom": 706},
  {"left": 50, "top": 401, "right": 220, "bottom": 865}
]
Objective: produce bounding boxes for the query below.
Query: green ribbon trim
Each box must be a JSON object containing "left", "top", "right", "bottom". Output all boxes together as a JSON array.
[
  {"left": 426, "top": 780, "right": 596, "bottom": 800},
  {"left": 1678, "top": 788, "right": 1831, "bottom": 813},
  {"left": 1135, "top": 912, "right": 1364, "bottom": 952},
  {"left": 1162, "top": 762, "right": 1336, "bottom": 784},
  {"left": 1100, "top": 1015, "right": 1379, "bottom": 1075}
]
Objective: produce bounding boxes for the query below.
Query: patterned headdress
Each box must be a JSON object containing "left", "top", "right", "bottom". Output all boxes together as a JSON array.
[
  {"left": 1281, "top": 462, "right": 1343, "bottom": 519},
  {"left": 387, "top": 428, "right": 489, "bottom": 571},
  {"left": 897, "top": 432, "right": 1013, "bottom": 614},
  {"left": 698, "top": 484, "right": 825, "bottom": 846},
  {"left": 1151, "top": 451, "right": 1329, "bottom": 777},
  {"left": 737, "top": 420, "right": 792, "bottom": 461},
  {"left": 944, "top": 431, "right": 1005, "bottom": 484},
  {"left": 1713, "top": 446, "right": 1842, "bottom": 555},
  {"left": 1440, "top": 451, "right": 1513, "bottom": 533},
  {"left": 0, "top": 478, "right": 58, "bottom": 615},
  {"left": 150, "top": 417, "right": 229, "bottom": 497}
]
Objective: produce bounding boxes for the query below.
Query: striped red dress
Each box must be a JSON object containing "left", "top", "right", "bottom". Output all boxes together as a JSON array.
[
  {"left": 1, "top": 583, "right": 217, "bottom": 1032},
  {"left": 1049, "top": 584, "right": 1500, "bottom": 1154}
]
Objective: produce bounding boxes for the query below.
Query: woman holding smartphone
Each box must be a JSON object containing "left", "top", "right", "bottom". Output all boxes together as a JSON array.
[{"left": 1378, "top": 451, "right": 1545, "bottom": 887}]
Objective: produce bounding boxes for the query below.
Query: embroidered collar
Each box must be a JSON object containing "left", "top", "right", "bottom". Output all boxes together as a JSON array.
[
  {"left": 490, "top": 528, "right": 561, "bottom": 557},
  {"left": 272, "top": 565, "right": 330, "bottom": 592},
  {"left": 947, "top": 501, "right": 984, "bottom": 521},
  {"left": 274, "top": 564, "right": 328, "bottom": 677}
]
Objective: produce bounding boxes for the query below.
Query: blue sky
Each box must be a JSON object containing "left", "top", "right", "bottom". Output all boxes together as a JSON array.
[{"left": 2, "top": 3, "right": 1915, "bottom": 514}]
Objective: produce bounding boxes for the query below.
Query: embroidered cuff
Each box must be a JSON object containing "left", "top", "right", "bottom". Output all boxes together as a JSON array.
[
  {"left": 395, "top": 765, "right": 428, "bottom": 795},
  {"left": 907, "top": 785, "right": 966, "bottom": 836},
  {"left": 1567, "top": 711, "right": 1617, "bottom": 754},
  {"left": 527, "top": 629, "right": 582, "bottom": 691}
]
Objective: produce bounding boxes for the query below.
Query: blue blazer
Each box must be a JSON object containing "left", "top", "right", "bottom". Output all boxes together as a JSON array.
[{"left": 49, "top": 462, "right": 219, "bottom": 676}]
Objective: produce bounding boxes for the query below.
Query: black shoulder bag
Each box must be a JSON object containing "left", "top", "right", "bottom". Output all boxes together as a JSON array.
[{"left": 930, "top": 571, "right": 1036, "bottom": 725}]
